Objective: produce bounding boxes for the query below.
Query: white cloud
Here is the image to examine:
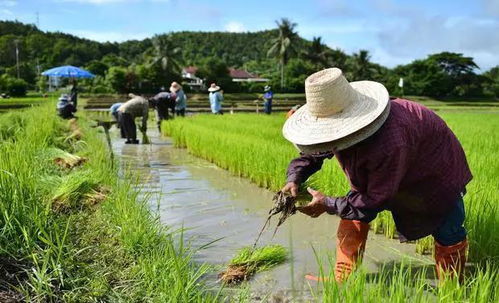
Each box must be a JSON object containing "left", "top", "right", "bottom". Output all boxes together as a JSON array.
[
  {"left": 224, "top": 21, "right": 245, "bottom": 33},
  {"left": 66, "top": 29, "right": 149, "bottom": 42},
  {"left": 377, "top": 15, "right": 499, "bottom": 70},
  {"left": 0, "top": 0, "right": 16, "bottom": 7}
]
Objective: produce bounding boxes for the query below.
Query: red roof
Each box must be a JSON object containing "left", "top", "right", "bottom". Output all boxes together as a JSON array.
[
  {"left": 229, "top": 68, "right": 258, "bottom": 79},
  {"left": 182, "top": 66, "right": 260, "bottom": 79},
  {"left": 183, "top": 66, "right": 198, "bottom": 74}
]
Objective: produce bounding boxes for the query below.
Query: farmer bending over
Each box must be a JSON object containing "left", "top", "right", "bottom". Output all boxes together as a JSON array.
[
  {"left": 150, "top": 88, "right": 176, "bottom": 132},
  {"left": 118, "top": 93, "right": 150, "bottom": 144},
  {"left": 57, "top": 94, "right": 76, "bottom": 119},
  {"left": 281, "top": 68, "right": 471, "bottom": 282}
]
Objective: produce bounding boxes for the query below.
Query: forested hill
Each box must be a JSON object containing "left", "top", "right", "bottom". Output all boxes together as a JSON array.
[
  {"left": 0, "top": 20, "right": 309, "bottom": 76},
  {"left": 169, "top": 30, "right": 308, "bottom": 66},
  {"left": 1, "top": 20, "right": 497, "bottom": 98}
]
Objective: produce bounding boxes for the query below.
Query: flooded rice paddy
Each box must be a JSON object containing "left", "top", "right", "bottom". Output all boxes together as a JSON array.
[{"left": 111, "top": 127, "right": 431, "bottom": 300}]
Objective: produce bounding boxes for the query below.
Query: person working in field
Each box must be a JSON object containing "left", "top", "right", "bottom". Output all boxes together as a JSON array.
[
  {"left": 281, "top": 68, "right": 471, "bottom": 282},
  {"left": 56, "top": 94, "right": 76, "bottom": 119},
  {"left": 263, "top": 85, "right": 273, "bottom": 114},
  {"left": 150, "top": 88, "right": 176, "bottom": 131},
  {"left": 170, "top": 82, "right": 187, "bottom": 117},
  {"left": 208, "top": 83, "right": 224, "bottom": 115},
  {"left": 109, "top": 102, "right": 124, "bottom": 138},
  {"left": 117, "top": 93, "right": 150, "bottom": 144}
]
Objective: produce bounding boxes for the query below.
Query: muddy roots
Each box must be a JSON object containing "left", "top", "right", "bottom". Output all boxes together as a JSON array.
[
  {"left": 218, "top": 265, "right": 250, "bottom": 284},
  {"left": 54, "top": 154, "right": 87, "bottom": 169}
]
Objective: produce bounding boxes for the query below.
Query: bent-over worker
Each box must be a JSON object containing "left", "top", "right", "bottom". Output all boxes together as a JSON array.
[
  {"left": 281, "top": 68, "right": 471, "bottom": 283},
  {"left": 57, "top": 94, "right": 76, "bottom": 119},
  {"left": 117, "top": 93, "right": 149, "bottom": 144}
]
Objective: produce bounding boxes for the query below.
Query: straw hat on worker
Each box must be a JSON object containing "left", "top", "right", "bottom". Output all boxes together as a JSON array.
[
  {"left": 282, "top": 68, "right": 390, "bottom": 153},
  {"left": 208, "top": 83, "right": 221, "bottom": 92},
  {"left": 170, "top": 82, "right": 182, "bottom": 92}
]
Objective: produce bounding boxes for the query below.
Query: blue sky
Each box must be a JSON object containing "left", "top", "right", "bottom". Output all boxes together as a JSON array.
[{"left": 1, "top": 0, "right": 498, "bottom": 70}]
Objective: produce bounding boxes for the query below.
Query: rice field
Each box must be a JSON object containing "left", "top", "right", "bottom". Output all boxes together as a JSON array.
[
  {"left": 162, "top": 111, "right": 499, "bottom": 300},
  {"left": 0, "top": 104, "right": 220, "bottom": 301}
]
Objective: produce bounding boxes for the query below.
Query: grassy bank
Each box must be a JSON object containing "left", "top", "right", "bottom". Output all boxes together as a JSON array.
[
  {"left": 0, "top": 105, "right": 219, "bottom": 301},
  {"left": 161, "top": 112, "right": 498, "bottom": 262}
]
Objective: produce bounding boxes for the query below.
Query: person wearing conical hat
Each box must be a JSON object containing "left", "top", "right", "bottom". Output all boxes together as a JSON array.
[
  {"left": 208, "top": 83, "right": 224, "bottom": 115},
  {"left": 170, "top": 82, "right": 187, "bottom": 117},
  {"left": 263, "top": 85, "right": 273, "bottom": 115},
  {"left": 281, "top": 68, "right": 471, "bottom": 283},
  {"left": 56, "top": 94, "right": 76, "bottom": 119}
]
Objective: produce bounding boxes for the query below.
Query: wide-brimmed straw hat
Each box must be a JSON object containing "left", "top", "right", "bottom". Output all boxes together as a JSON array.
[
  {"left": 282, "top": 68, "right": 390, "bottom": 152},
  {"left": 208, "top": 83, "right": 221, "bottom": 92},
  {"left": 170, "top": 82, "right": 182, "bottom": 92},
  {"left": 264, "top": 85, "right": 271, "bottom": 92}
]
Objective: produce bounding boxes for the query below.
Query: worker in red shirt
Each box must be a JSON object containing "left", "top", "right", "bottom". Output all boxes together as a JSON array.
[{"left": 282, "top": 68, "right": 471, "bottom": 282}]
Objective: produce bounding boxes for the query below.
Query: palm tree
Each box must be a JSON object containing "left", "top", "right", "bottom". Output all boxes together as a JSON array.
[
  {"left": 349, "top": 50, "right": 376, "bottom": 80},
  {"left": 148, "top": 35, "right": 182, "bottom": 77},
  {"left": 302, "top": 36, "right": 332, "bottom": 69},
  {"left": 267, "top": 18, "right": 299, "bottom": 89}
]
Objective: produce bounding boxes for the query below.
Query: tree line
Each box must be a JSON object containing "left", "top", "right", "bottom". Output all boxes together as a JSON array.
[{"left": 0, "top": 19, "right": 497, "bottom": 98}]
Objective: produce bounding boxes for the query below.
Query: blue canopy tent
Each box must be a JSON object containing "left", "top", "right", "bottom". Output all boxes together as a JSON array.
[
  {"left": 41, "top": 65, "right": 95, "bottom": 107},
  {"left": 41, "top": 65, "right": 95, "bottom": 79}
]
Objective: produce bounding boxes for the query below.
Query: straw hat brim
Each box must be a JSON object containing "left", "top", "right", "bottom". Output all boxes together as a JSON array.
[
  {"left": 283, "top": 81, "right": 389, "bottom": 145},
  {"left": 294, "top": 101, "right": 391, "bottom": 153},
  {"left": 208, "top": 86, "right": 221, "bottom": 92}
]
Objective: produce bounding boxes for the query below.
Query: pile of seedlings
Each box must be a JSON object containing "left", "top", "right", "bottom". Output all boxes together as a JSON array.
[
  {"left": 47, "top": 170, "right": 109, "bottom": 213},
  {"left": 219, "top": 191, "right": 295, "bottom": 284},
  {"left": 219, "top": 245, "right": 287, "bottom": 284},
  {"left": 43, "top": 147, "right": 87, "bottom": 169}
]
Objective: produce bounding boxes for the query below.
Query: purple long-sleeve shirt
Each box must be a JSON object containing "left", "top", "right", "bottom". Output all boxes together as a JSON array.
[{"left": 287, "top": 98, "right": 472, "bottom": 241}]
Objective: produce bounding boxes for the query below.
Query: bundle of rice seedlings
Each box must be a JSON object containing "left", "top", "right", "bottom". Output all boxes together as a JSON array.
[
  {"left": 50, "top": 170, "right": 106, "bottom": 213},
  {"left": 64, "top": 129, "right": 84, "bottom": 142},
  {"left": 43, "top": 147, "right": 87, "bottom": 169},
  {"left": 219, "top": 245, "right": 287, "bottom": 284}
]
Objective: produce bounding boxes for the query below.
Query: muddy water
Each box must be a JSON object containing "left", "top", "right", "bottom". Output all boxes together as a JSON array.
[{"left": 112, "top": 128, "right": 431, "bottom": 300}]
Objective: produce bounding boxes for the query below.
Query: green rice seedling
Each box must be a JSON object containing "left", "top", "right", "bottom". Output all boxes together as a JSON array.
[
  {"left": 219, "top": 245, "right": 287, "bottom": 284},
  {"left": 41, "top": 147, "right": 87, "bottom": 169},
  {"left": 48, "top": 170, "right": 104, "bottom": 212}
]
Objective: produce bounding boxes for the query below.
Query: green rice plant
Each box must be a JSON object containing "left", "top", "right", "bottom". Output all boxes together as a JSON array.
[
  {"left": 0, "top": 104, "right": 221, "bottom": 301},
  {"left": 230, "top": 245, "right": 287, "bottom": 271},
  {"left": 220, "top": 245, "right": 287, "bottom": 284},
  {"left": 311, "top": 247, "right": 498, "bottom": 303},
  {"left": 46, "top": 170, "right": 104, "bottom": 212}
]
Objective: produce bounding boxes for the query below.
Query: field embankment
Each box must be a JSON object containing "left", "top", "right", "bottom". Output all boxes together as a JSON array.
[{"left": 0, "top": 105, "right": 219, "bottom": 301}]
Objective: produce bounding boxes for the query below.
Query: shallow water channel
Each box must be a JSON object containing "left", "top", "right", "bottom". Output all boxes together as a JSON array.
[{"left": 111, "top": 128, "right": 431, "bottom": 301}]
